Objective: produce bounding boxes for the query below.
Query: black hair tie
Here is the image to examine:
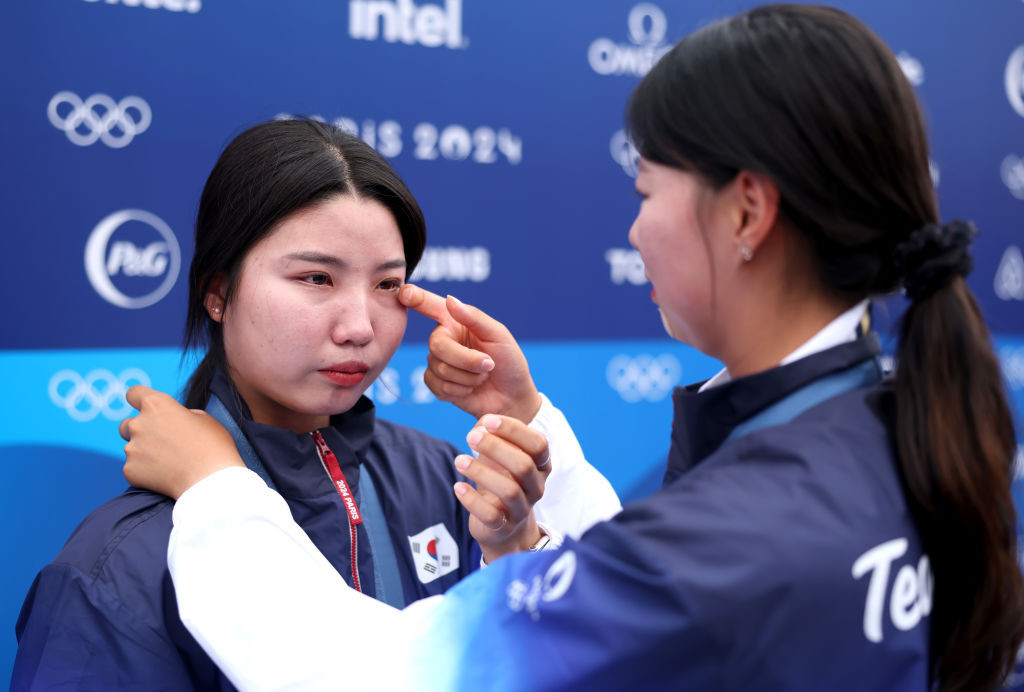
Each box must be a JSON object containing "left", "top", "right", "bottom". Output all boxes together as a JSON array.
[{"left": 892, "top": 220, "right": 975, "bottom": 301}]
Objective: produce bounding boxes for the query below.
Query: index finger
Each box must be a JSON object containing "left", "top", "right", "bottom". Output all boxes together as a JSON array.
[{"left": 399, "top": 284, "right": 456, "bottom": 330}]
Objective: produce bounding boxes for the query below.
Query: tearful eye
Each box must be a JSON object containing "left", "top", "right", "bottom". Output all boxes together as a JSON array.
[
  {"left": 379, "top": 279, "right": 402, "bottom": 292},
  {"left": 304, "top": 273, "right": 330, "bottom": 286}
]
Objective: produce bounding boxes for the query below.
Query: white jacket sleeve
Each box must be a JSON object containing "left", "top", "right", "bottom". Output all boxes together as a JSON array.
[
  {"left": 169, "top": 467, "right": 440, "bottom": 692},
  {"left": 528, "top": 393, "right": 621, "bottom": 544}
]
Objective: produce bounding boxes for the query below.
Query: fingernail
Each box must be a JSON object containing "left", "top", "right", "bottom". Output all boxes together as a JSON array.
[
  {"left": 482, "top": 415, "right": 501, "bottom": 433},
  {"left": 454, "top": 455, "right": 471, "bottom": 471},
  {"left": 466, "top": 429, "right": 483, "bottom": 448},
  {"left": 453, "top": 482, "right": 467, "bottom": 497},
  {"left": 479, "top": 358, "right": 495, "bottom": 373},
  {"left": 447, "top": 294, "right": 463, "bottom": 306}
]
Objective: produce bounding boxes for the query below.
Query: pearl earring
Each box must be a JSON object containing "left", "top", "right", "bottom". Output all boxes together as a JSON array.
[
  {"left": 212, "top": 307, "right": 221, "bottom": 314},
  {"left": 740, "top": 245, "right": 753, "bottom": 262}
]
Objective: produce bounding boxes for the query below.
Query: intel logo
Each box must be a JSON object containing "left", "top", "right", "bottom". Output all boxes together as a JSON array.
[
  {"left": 349, "top": 0, "right": 465, "bottom": 49},
  {"left": 84, "top": 209, "right": 182, "bottom": 309}
]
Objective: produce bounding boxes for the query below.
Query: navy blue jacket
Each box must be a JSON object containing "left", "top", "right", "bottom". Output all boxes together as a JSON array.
[
  {"left": 426, "top": 334, "right": 931, "bottom": 690},
  {"left": 13, "top": 371, "right": 475, "bottom": 690}
]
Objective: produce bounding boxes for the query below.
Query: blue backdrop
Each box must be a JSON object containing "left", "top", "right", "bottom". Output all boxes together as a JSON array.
[{"left": 2, "top": 0, "right": 1023, "bottom": 683}]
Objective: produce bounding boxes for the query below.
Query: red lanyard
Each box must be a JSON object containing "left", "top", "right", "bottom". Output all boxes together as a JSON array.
[{"left": 312, "top": 430, "right": 363, "bottom": 593}]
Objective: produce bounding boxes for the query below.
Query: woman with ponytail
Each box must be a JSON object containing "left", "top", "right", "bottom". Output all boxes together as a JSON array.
[{"left": 117, "top": 5, "right": 1024, "bottom": 690}]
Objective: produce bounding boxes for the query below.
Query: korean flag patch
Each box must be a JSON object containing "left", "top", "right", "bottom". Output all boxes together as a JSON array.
[{"left": 408, "top": 522, "right": 460, "bottom": 584}]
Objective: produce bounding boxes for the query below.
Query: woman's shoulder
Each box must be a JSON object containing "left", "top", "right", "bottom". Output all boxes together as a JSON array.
[
  {"left": 48, "top": 488, "right": 175, "bottom": 582},
  {"left": 693, "top": 383, "right": 898, "bottom": 509},
  {"left": 614, "top": 382, "right": 916, "bottom": 583}
]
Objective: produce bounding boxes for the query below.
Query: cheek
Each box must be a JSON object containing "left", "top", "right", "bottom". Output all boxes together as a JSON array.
[
  {"left": 634, "top": 207, "right": 675, "bottom": 263},
  {"left": 226, "top": 287, "right": 309, "bottom": 363},
  {"left": 376, "top": 303, "right": 408, "bottom": 355}
]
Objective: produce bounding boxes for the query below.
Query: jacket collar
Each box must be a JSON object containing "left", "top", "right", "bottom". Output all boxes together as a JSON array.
[
  {"left": 209, "top": 370, "right": 377, "bottom": 499},
  {"left": 664, "top": 333, "right": 882, "bottom": 485}
]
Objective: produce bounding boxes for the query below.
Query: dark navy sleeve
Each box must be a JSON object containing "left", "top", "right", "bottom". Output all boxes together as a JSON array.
[
  {"left": 13, "top": 564, "right": 196, "bottom": 690},
  {"left": 12, "top": 491, "right": 232, "bottom": 691}
]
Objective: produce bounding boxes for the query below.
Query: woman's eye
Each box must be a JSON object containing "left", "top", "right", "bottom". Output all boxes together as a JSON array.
[
  {"left": 379, "top": 278, "right": 402, "bottom": 292},
  {"left": 303, "top": 273, "right": 331, "bottom": 286}
]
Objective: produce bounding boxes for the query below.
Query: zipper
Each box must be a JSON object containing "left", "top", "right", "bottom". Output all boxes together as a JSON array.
[{"left": 312, "top": 430, "right": 363, "bottom": 593}]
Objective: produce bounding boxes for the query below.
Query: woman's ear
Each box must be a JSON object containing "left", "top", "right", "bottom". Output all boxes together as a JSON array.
[
  {"left": 204, "top": 276, "right": 226, "bottom": 323},
  {"left": 731, "top": 170, "right": 780, "bottom": 263}
]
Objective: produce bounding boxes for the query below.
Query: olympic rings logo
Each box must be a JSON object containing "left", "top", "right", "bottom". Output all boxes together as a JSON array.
[
  {"left": 49, "top": 368, "right": 151, "bottom": 422},
  {"left": 606, "top": 354, "right": 681, "bottom": 403},
  {"left": 47, "top": 91, "right": 152, "bottom": 148}
]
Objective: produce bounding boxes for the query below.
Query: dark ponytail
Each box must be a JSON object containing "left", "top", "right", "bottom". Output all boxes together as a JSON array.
[
  {"left": 627, "top": 5, "right": 1024, "bottom": 688},
  {"left": 182, "top": 119, "right": 426, "bottom": 409},
  {"left": 894, "top": 225, "right": 1022, "bottom": 689}
]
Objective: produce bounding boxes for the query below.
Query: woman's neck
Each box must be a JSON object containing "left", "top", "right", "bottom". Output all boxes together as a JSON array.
[{"left": 722, "top": 291, "right": 859, "bottom": 380}]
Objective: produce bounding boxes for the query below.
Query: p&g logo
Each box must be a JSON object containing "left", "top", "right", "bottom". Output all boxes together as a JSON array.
[{"left": 84, "top": 209, "right": 182, "bottom": 309}]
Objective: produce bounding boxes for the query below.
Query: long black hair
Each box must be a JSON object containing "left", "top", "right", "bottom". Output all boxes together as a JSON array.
[
  {"left": 627, "top": 5, "right": 1023, "bottom": 690},
  {"left": 182, "top": 118, "right": 426, "bottom": 409}
]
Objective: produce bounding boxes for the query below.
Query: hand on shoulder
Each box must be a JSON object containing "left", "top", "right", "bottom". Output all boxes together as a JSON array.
[{"left": 120, "top": 385, "right": 244, "bottom": 500}]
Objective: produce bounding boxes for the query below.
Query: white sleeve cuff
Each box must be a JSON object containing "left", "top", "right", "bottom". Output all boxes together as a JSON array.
[{"left": 528, "top": 393, "right": 621, "bottom": 540}]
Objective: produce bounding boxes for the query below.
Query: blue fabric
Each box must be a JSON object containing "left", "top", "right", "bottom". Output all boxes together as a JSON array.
[
  {"left": 13, "top": 371, "right": 474, "bottom": 689},
  {"left": 664, "top": 334, "right": 883, "bottom": 484},
  {"left": 205, "top": 393, "right": 276, "bottom": 491},
  {"left": 723, "top": 356, "right": 883, "bottom": 444},
  {"left": 406, "top": 335, "right": 931, "bottom": 691},
  {"left": 358, "top": 461, "right": 407, "bottom": 609}
]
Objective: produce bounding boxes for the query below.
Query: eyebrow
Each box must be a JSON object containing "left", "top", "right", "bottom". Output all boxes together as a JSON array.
[{"left": 283, "top": 252, "right": 406, "bottom": 272}]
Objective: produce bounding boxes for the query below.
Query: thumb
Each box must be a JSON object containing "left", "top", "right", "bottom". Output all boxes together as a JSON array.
[
  {"left": 124, "top": 384, "right": 165, "bottom": 412},
  {"left": 445, "top": 295, "right": 513, "bottom": 344}
]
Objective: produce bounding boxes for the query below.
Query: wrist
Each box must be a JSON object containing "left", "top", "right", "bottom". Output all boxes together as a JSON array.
[
  {"left": 505, "top": 390, "right": 543, "bottom": 425},
  {"left": 480, "top": 521, "right": 544, "bottom": 564}
]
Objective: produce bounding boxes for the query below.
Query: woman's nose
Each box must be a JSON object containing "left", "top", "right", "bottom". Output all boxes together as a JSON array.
[{"left": 330, "top": 295, "right": 374, "bottom": 346}]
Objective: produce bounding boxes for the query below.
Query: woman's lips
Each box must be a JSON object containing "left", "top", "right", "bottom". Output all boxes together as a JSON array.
[{"left": 319, "top": 362, "right": 369, "bottom": 387}]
